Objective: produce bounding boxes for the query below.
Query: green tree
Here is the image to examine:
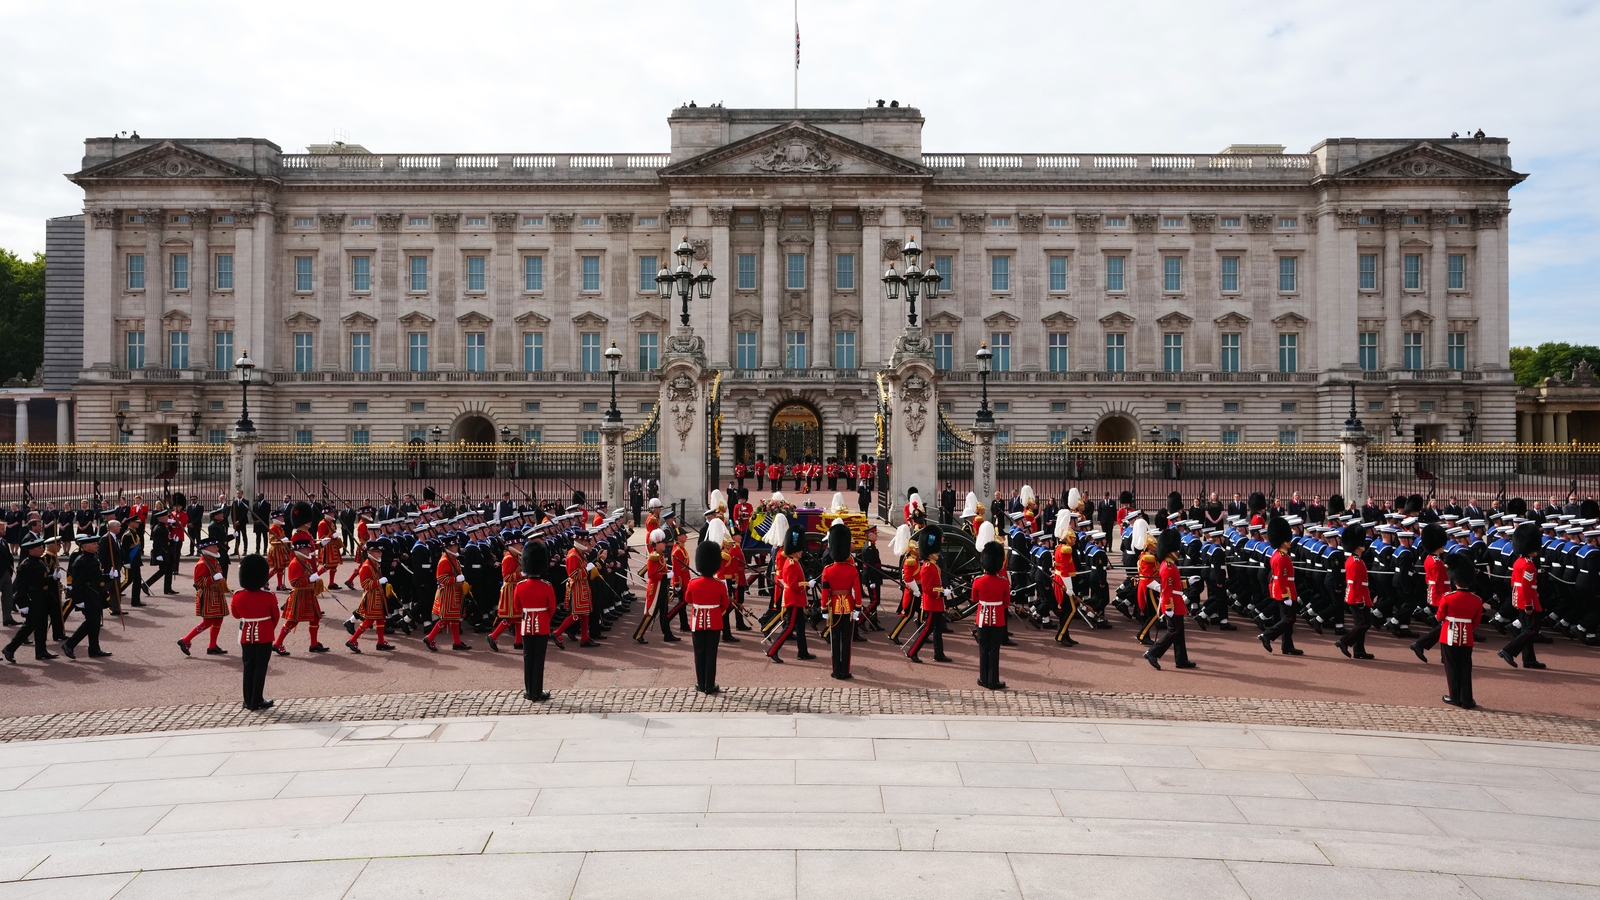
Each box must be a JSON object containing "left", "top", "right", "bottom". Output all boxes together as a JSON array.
[
  {"left": 0, "top": 249, "right": 46, "bottom": 383},
  {"left": 1509, "top": 342, "right": 1600, "bottom": 387}
]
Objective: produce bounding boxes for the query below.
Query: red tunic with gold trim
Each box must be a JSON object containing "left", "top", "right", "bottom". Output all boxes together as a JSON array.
[
  {"left": 565, "top": 547, "right": 593, "bottom": 615},
  {"left": 1438, "top": 589, "right": 1483, "bottom": 647},
  {"left": 515, "top": 578, "right": 556, "bottom": 635},
  {"left": 1136, "top": 552, "right": 1159, "bottom": 612},
  {"left": 355, "top": 520, "right": 370, "bottom": 546},
  {"left": 716, "top": 543, "right": 746, "bottom": 588},
  {"left": 778, "top": 554, "right": 807, "bottom": 609},
  {"left": 320, "top": 533, "right": 343, "bottom": 568},
  {"left": 283, "top": 557, "right": 323, "bottom": 623},
  {"left": 266, "top": 523, "right": 290, "bottom": 570},
  {"left": 1269, "top": 549, "right": 1297, "bottom": 603},
  {"left": 1512, "top": 556, "right": 1540, "bottom": 611},
  {"left": 646, "top": 549, "right": 669, "bottom": 610},
  {"left": 1054, "top": 541, "right": 1077, "bottom": 582},
  {"left": 1157, "top": 559, "right": 1187, "bottom": 616},
  {"left": 973, "top": 572, "right": 1009, "bottom": 627},
  {"left": 670, "top": 543, "right": 691, "bottom": 594},
  {"left": 919, "top": 561, "right": 944, "bottom": 613},
  {"left": 685, "top": 576, "right": 730, "bottom": 631},
  {"left": 1424, "top": 553, "right": 1447, "bottom": 610},
  {"left": 356, "top": 558, "right": 386, "bottom": 619},
  {"left": 433, "top": 552, "right": 465, "bottom": 620},
  {"left": 231, "top": 588, "right": 279, "bottom": 644},
  {"left": 1021, "top": 510, "right": 1038, "bottom": 535},
  {"left": 1344, "top": 555, "right": 1371, "bottom": 607},
  {"left": 192, "top": 555, "right": 229, "bottom": 619},
  {"left": 820, "top": 561, "right": 861, "bottom": 616},
  {"left": 496, "top": 550, "right": 522, "bottom": 619}
]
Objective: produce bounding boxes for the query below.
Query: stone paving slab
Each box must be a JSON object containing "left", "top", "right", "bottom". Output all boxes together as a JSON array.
[{"left": 3, "top": 687, "right": 1598, "bottom": 746}]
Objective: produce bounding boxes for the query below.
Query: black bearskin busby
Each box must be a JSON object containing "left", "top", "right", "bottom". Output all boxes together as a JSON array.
[
  {"left": 422, "top": 486, "right": 436, "bottom": 501},
  {"left": 1167, "top": 491, "right": 1184, "bottom": 514},
  {"left": 1512, "top": 522, "right": 1541, "bottom": 558},
  {"left": 1393, "top": 495, "right": 1407, "bottom": 512},
  {"left": 1155, "top": 528, "right": 1183, "bottom": 560},
  {"left": 1507, "top": 497, "right": 1527, "bottom": 516},
  {"left": 522, "top": 540, "right": 550, "bottom": 578},
  {"left": 1446, "top": 553, "right": 1478, "bottom": 592},
  {"left": 1328, "top": 494, "right": 1346, "bottom": 515},
  {"left": 694, "top": 539, "right": 723, "bottom": 577},
  {"left": 828, "top": 522, "right": 853, "bottom": 564},
  {"left": 1421, "top": 523, "right": 1448, "bottom": 555},
  {"left": 1266, "top": 514, "right": 1293, "bottom": 548},
  {"left": 1406, "top": 494, "right": 1424, "bottom": 514},
  {"left": 783, "top": 519, "right": 805, "bottom": 556},
  {"left": 919, "top": 528, "right": 942, "bottom": 559},
  {"left": 237, "top": 554, "right": 269, "bottom": 591},
  {"left": 980, "top": 540, "right": 1005, "bottom": 574},
  {"left": 739, "top": 487, "right": 749, "bottom": 502},
  {"left": 1248, "top": 492, "right": 1267, "bottom": 514},
  {"left": 1119, "top": 490, "right": 1135, "bottom": 506},
  {"left": 1341, "top": 523, "right": 1367, "bottom": 553},
  {"left": 292, "top": 500, "right": 315, "bottom": 530},
  {"left": 572, "top": 490, "right": 586, "bottom": 507},
  {"left": 172, "top": 491, "right": 188, "bottom": 509}
]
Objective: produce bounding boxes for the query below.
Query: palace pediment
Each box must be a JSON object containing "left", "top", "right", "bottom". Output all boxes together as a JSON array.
[
  {"left": 70, "top": 140, "right": 264, "bottom": 183},
  {"left": 1321, "top": 141, "right": 1525, "bottom": 186},
  {"left": 660, "top": 122, "right": 931, "bottom": 182}
]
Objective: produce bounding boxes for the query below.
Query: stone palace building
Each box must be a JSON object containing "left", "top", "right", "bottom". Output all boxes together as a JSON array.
[{"left": 58, "top": 105, "right": 1526, "bottom": 460}]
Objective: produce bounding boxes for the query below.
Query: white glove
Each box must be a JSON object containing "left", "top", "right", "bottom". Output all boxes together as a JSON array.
[
  {"left": 53, "top": 571, "right": 62, "bottom": 581},
  {"left": 378, "top": 577, "right": 388, "bottom": 585},
  {"left": 309, "top": 573, "right": 321, "bottom": 582},
  {"left": 807, "top": 579, "right": 817, "bottom": 589},
  {"left": 852, "top": 610, "right": 861, "bottom": 621},
  {"left": 910, "top": 583, "right": 922, "bottom": 598},
  {"left": 944, "top": 588, "right": 953, "bottom": 599},
  {"left": 155, "top": 556, "right": 163, "bottom": 562},
  {"left": 111, "top": 569, "right": 120, "bottom": 579},
  {"left": 15, "top": 606, "right": 27, "bottom": 616},
  {"left": 1284, "top": 598, "right": 1294, "bottom": 606},
  {"left": 212, "top": 573, "right": 223, "bottom": 582},
  {"left": 455, "top": 574, "right": 465, "bottom": 583},
  {"left": 586, "top": 563, "right": 596, "bottom": 572}
]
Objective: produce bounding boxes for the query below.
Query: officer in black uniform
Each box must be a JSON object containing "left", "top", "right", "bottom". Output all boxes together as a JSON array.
[
  {"left": 63, "top": 533, "right": 113, "bottom": 659},
  {"left": 3, "top": 537, "right": 56, "bottom": 662}
]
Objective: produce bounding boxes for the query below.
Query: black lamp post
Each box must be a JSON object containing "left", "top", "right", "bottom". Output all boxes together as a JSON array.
[
  {"left": 430, "top": 425, "right": 443, "bottom": 445},
  {"left": 233, "top": 350, "right": 255, "bottom": 433},
  {"left": 974, "top": 341, "right": 994, "bottom": 424},
  {"left": 656, "top": 237, "right": 715, "bottom": 327},
  {"left": 881, "top": 234, "right": 942, "bottom": 327},
  {"left": 188, "top": 409, "right": 202, "bottom": 437},
  {"left": 604, "top": 340, "right": 623, "bottom": 424},
  {"left": 499, "top": 425, "right": 511, "bottom": 443},
  {"left": 115, "top": 409, "right": 134, "bottom": 440},
  {"left": 1390, "top": 409, "right": 1404, "bottom": 438},
  {"left": 1343, "top": 382, "right": 1363, "bottom": 432},
  {"left": 1460, "top": 409, "right": 1478, "bottom": 441}
]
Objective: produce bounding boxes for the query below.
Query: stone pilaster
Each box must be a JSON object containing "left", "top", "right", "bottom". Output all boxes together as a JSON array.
[
  {"left": 884, "top": 326, "right": 939, "bottom": 521},
  {"left": 600, "top": 420, "right": 628, "bottom": 515},
  {"left": 971, "top": 419, "right": 997, "bottom": 512},
  {"left": 760, "top": 206, "right": 781, "bottom": 368},
  {"left": 659, "top": 326, "right": 712, "bottom": 522},
  {"left": 229, "top": 428, "right": 259, "bottom": 501}
]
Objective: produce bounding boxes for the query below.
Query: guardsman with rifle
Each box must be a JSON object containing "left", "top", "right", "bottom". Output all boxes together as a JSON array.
[{"left": 177, "top": 537, "right": 230, "bottom": 656}]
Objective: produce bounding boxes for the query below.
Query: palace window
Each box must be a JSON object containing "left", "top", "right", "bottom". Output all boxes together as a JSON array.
[
  {"left": 409, "top": 256, "right": 428, "bottom": 292},
  {"left": 1106, "top": 256, "right": 1125, "bottom": 292},
  {"left": 1220, "top": 217, "right": 1241, "bottom": 228},
  {"left": 1404, "top": 215, "right": 1423, "bottom": 225},
  {"left": 737, "top": 254, "right": 757, "bottom": 290},
  {"left": 1278, "top": 333, "right": 1298, "bottom": 373},
  {"left": 990, "top": 333, "right": 1012, "bottom": 372},
  {"left": 785, "top": 331, "right": 807, "bottom": 369},
  {"left": 736, "top": 331, "right": 758, "bottom": 369},
  {"left": 581, "top": 255, "right": 601, "bottom": 291},
  {"left": 933, "top": 217, "right": 954, "bottom": 228},
  {"left": 1221, "top": 429, "right": 1240, "bottom": 445},
  {"left": 295, "top": 429, "right": 313, "bottom": 445},
  {"left": 786, "top": 253, "right": 806, "bottom": 289},
  {"left": 639, "top": 255, "right": 658, "bottom": 291},
  {"left": 524, "top": 216, "right": 543, "bottom": 227},
  {"left": 991, "top": 216, "right": 1012, "bottom": 227},
  {"left": 351, "top": 429, "right": 369, "bottom": 445},
  {"left": 1359, "top": 254, "right": 1378, "bottom": 291},
  {"left": 1047, "top": 333, "right": 1069, "bottom": 372},
  {"left": 836, "top": 253, "right": 855, "bottom": 290},
  {"left": 213, "top": 331, "right": 233, "bottom": 371},
  {"left": 409, "top": 217, "right": 428, "bottom": 227},
  {"left": 1358, "top": 331, "right": 1379, "bottom": 371},
  {"left": 1224, "top": 402, "right": 1240, "bottom": 413},
  {"left": 215, "top": 254, "right": 233, "bottom": 290},
  {"left": 1281, "top": 402, "right": 1298, "bottom": 413},
  {"left": 1403, "top": 331, "right": 1424, "bottom": 370},
  {"left": 933, "top": 255, "right": 953, "bottom": 291},
  {"left": 523, "top": 333, "right": 544, "bottom": 372},
  {"left": 350, "top": 333, "right": 371, "bottom": 372},
  {"left": 166, "top": 330, "right": 188, "bottom": 368},
  {"left": 638, "top": 332, "right": 659, "bottom": 370},
  {"left": 580, "top": 332, "right": 601, "bottom": 372},
  {"left": 1358, "top": 215, "right": 1378, "bottom": 225},
  {"left": 1162, "top": 332, "right": 1183, "bottom": 372},
  {"left": 524, "top": 428, "right": 542, "bottom": 444},
  {"left": 349, "top": 217, "right": 370, "bottom": 227},
  {"left": 1278, "top": 218, "right": 1298, "bottom": 228},
  {"left": 834, "top": 331, "right": 856, "bottom": 369},
  {"left": 1220, "top": 333, "right": 1240, "bottom": 373},
  {"left": 1448, "top": 332, "right": 1467, "bottom": 370},
  {"left": 352, "top": 256, "right": 371, "bottom": 292},
  {"left": 582, "top": 429, "right": 599, "bottom": 445},
  {"left": 466, "top": 217, "right": 486, "bottom": 227},
  {"left": 1105, "top": 217, "right": 1126, "bottom": 227},
  {"left": 1049, "top": 256, "right": 1069, "bottom": 292},
  {"left": 581, "top": 217, "right": 601, "bottom": 228},
  {"left": 1105, "top": 333, "right": 1126, "bottom": 372},
  {"left": 465, "top": 332, "right": 486, "bottom": 372},
  {"left": 638, "top": 217, "right": 659, "bottom": 227},
  {"left": 932, "top": 332, "right": 953, "bottom": 370},
  {"left": 296, "top": 218, "right": 314, "bottom": 228},
  {"left": 1278, "top": 256, "right": 1297, "bottom": 292},
  {"left": 127, "top": 254, "right": 145, "bottom": 290},
  {"left": 1048, "top": 217, "right": 1069, "bottom": 228},
  {"left": 523, "top": 255, "right": 543, "bottom": 291},
  {"left": 171, "top": 254, "right": 189, "bottom": 290},
  {"left": 1448, "top": 254, "right": 1467, "bottom": 290},
  {"left": 466, "top": 256, "right": 486, "bottom": 292},
  {"left": 1279, "top": 429, "right": 1299, "bottom": 444},
  {"left": 1164, "top": 217, "right": 1184, "bottom": 228},
  {"left": 294, "top": 333, "right": 314, "bottom": 372},
  {"left": 991, "top": 256, "right": 1010, "bottom": 291},
  {"left": 294, "top": 256, "right": 313, "bottom": 292},
  {"left": 1403, "top": 254, "right": 1423, "bottom": 290},
  {"left": 408, "top": 332, "right": 428, "bottom": 371},
  {"left": 1050, "top": 429, "right": 1067, "bottom": 444},
  {"left": 1163, "top": 256, "right": 1182, "bottom": 292},
  {"left": 125, "top": 331, "right": 145, "bottom": 369},
  {"left": 1220, "top": 256, "right": 1239, "bottom": 293}
]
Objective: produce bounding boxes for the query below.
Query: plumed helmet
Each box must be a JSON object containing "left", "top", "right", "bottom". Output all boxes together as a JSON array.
[
  {"left": 830, "top": 492, "right": 846, "bottom": 511},
  {"left": 522, "top": 540, "right": 550, "bottom": 578},
  {"left": 237, "top": 554, "right": 269, "bottom": 592},
  {"left": 1119, "top": 490, "right": 1135, "bottom": 506},
  {"left": 1167, "top": 491, "right": 1184, "bottom": 513},
  {"left": 1054, "top": 509, "right": 1073, "bottom": 541},
  {"left": 974, "top": 521, "right": 998, "bottom": 551},
  {"left": 1328, "top": 494, "right": 1346, "bottom": 514},
  {"left": 828, "top": 522, "right": 852, "bottom": 563},
  {"left": 1248, "top": 492, "right": 1267, "bottom": 513},
  {"left": 783, "top": 522, "right": 805, "bottom": 556},
  {"left": 1512, "top": 522, "right": 1541, "bottom": 558},
  {"left": 961, "top": 492, "right": 978, "bottom": 518},
  {"left": 649, "top": 528, "right": 666, "bottom": 545},
  {"left": 980, "top": 540, "right": 1005, "bottom": 574},
  {"left": 1507, "top": 497, "right": 1527, "bottom": 516},
  {"left": 707, "top": 489, "right": 726, "bottom": 512},
  {"left": 890, "top": 523, "right": 912, "bottom": 557},
  {"left": 1406, "top": 494, "right": 1424, "bottom": 514},
  {"left": 1020, "top": 485, "right": 1036, "bottom": 508},
  {"left": 919, "top": 527, "right": 942, "bottom": 558},
  {"left": 1130, "top": 517, "right": 1151, "bottom": 551},
  {"left": 706, "top": 518, "right": 731, "bottom": 547},
  {"left": 648, "top": 497, "right": 662, "bottom": 509},
  {"left": 909, "top": 492, "right": 923, "bottom": 510},
  {"left": 1266, "top": 514, "right": 1293, "bottom": 548},
  {"left": 1156, "top": 528, "right": 1183, "bottom": 560},
  {"left": 1421, "top": 523, "right": 1448, "bottom": 554},
  {"left": 1067, "top": 487, "right": 1083, "bottom": 512},
  {"left": 1341, "top": 523, "right": 1367, "bottom": 553},
  {"left": 1446, "top": 553, "right": 1478, "bottom": 592},
  {"left": 764, "top": 513, "right": 790, "bottom": 550},
  {"left": 771, "top": 491, "right": 786, "bottom": 503},
  {"left": 694, "top": 539, "right": 723, "bottom": 577}
]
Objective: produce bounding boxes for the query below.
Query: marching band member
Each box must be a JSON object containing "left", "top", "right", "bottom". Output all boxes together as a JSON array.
[
  {"left": 1336, "top": 524, "right": 1377, "bottom": 660},
  {"left": 905, "top": 529, "right": 952, "bottom": 663},
  {"left": 1259, "top": 515, "right": 1302, "bottom": 655},
  {"left": 274, "top": 535, "right": 328, "bottom": 655},
  {"left": 424, "top": 533, "right": 472, "bottom": 651},
  {"left": 1499, "top": 522, "right": 1547, "bottom": 669},
  {"left": 487, "top": 530, "right": 526, "bottom": 652},
  {"left": 1143, "top": 529, "right": 1195, "bottom": 670},
  {"left": 687, "top": 538, "right": 731, "bottom": 694},
  {"left": 765, "top": 517, "right": 815, "bottom": 663},
  {"left": 230, "top": 555, "right": 278, "bottom": 710},
  {"left": 1438, "top": 554, "right": 1485, "bottom": 708},
  {"left": 513, "top": 540, "right": 557, "bottom": 701},
  {"left": 178, "top": 537, "right": 229, "bottom": 656},
  {"left": 973, "top": 538, "right": 1009, "bottom": 688},
  {"left": 347, "top": 540, "right": 394, "bottom": 652},
  {"left": 819, "top": 521, "right": 862, "bottom": 679}
]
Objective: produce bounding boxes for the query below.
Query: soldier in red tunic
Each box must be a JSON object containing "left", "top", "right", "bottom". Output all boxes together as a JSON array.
[
  {"left": 425, "top": 533, "right": 471, "bottom": 651},
  {"left": 1052, "top": 509, "right": 1081, "bottom": 645},
  {"left": 1259, "top": 515, "right": 1302, "bottom": 655},
  {"left": 1409, "top": 524, "right": 1451, "bottom": 662},
  {"left": 765, "top": 519, "right": 814, "bottom": 663},
  {"left": 347, "top": 541, "right": 394, "bottom": 652},
  {"left": 265, "top": 512, "right": 290, "bottom": 590},
  {"left": 636, "top": 528, "right": 680, "bottom": 644},
  {"left": 820, "top": 522, "right": 862, "bottom": 679},
  {"left": 230, "top": 555, "right": 279, "bottom": 710},
  {"left": 1499, "top": 522, "right": 1547, "bottom": 669},
  {"left": 487, "top": 529, "right": 526, "bottom": 652},
  {"left": 686, "top": 539, "right": 731, "bottom": 694},
  {"left": 904, "top": 529, "right": 952, "bottom": 662},
  {"left": 513, "top": 539, "right": 557, "bottom": 701},
  {"left": 273, "top": 536, "right": 328, "bottom": 655},
  {"left": 1336, "top": 525, "right": 1377, "bottom": 659},
  {"left": 553, "top": 533, "right": 599, "bottom": 646},
  {"left": 1438, "top": 555, "right": 1484, "bottom": 708},
  {"left": 1143, "top": 529, "right": 1195, "bottom": 670},
  {"left": 973, "top": 540, "right": 1010, "bottom": 688},
  {"left": 178, "top": 537, "right": 230, "bottom": 656}
]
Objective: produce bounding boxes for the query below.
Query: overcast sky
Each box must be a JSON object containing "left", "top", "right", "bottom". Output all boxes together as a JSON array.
[{"left": 2, "top": 0, "right": 1595, "bottom": 345}]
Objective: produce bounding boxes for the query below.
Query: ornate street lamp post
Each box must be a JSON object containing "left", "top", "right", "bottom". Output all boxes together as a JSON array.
[
  {"left": 604, "top": 340, "right": 624, "bottom": 425},
  {"left": 656, "top": 237, "right": 715, "bottom": 327},
  {"left": 880, "top": 234, "right": 942, "bottom": 327},
  {"left": 233, "top": 350, "right": 256, "bottom": 433},
  {"left": 975, "top": 341, "right": 994, "bottom": 424}
]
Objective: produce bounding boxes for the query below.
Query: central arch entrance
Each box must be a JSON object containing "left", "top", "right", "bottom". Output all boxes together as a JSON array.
[
  {"left": 453, "top": 414, "right": 496, "bottom": 477},
  {"left": 1094, "top": 414, "right": 1138, "bottom": 477},
  {"left": 768, "top": 401, "right": 822, "bottom": 465}
]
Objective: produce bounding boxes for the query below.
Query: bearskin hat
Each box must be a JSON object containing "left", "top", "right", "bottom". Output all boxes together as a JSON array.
[
  {"left": 1266, "top": 514, "right": 1293, "bottom": 548},
  {"left": 572, "top": 490, "right": 587, "bottom": 507},
  {"left": 522, "top": 540, "right": 550, "bottom": 578},
  {"left": 1446, "top": 553, "right": 1478, "bottom": 592},
  {"left": 783, "top": 520, "right": 805, "bottom": 556},
  {"left": 292, "top": 500, "right": 315, "bottom": 530},
  {"left": 237, "top": 554, "right": 269, "bottom": 591},
  {"left": 1167, "top": 491, "right": 1184, "bottom": 514},
  {"left": 1248, "top": 492, "right": 1267, "bottom": 513},
  {"left": 422, "top": 486, "right": 436, "bottom": 501},
  {"left": 1155, "top": 528, "right": 1183, "bottom": 560},
  {"left": 919, "top": 527, "right": 942, "bottom": 558},
  {"left": 1512, "top": 522, "right": 1541, "bottom": 558},
  {"left": 694, "top": 539, "right": 722, "bottom": 577},
  {"left": 980, "top": 540, "right": 1005, "bottom": 574},
  {"left": 1119, "top": 490, "right": 1135, "bottom": 506},
  {"left": 1506, "top": 496, "right": 1527, "bottom": 516},
  {"left": 1341, "top": 523, "right": 1367, "bottom": 553},
  {"left": 172, "top": 491, "right": 188, "bottom": 509},
  {"left": 1406, "top": 494, "right": 1424, "bottom": 514},
  {"left": 828, "top": 522, "right": 853, "bottom": 564},
  {"left": 1328, "top": 494, "right": 1346, "bottom": 515},
  {"left": 1421, "top": 523, "right": 1448, "bottom": 554}
]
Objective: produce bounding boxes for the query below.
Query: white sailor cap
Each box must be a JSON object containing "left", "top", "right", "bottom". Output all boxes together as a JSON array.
[
  {"left": 1089, "top": 531, "right": 1107, "bottom": 540},
  {"left": 1585, "top": 530, "right": 1600, "bottom": 538},
  {"left": 1377, "top": 525, "right": 1399, "bottom": 535},
  {"left": 1401, "top": 517, "right": 1419, "bottom": 527}
]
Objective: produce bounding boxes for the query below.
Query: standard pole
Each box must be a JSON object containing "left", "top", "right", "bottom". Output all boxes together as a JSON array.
[{"left": 793, "top": 0, "right": 798, "bottom": 109}]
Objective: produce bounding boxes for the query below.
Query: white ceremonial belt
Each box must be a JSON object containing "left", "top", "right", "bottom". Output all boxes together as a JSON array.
[
  {"left": 238, "top": 616, "right": 270, "bottom": 622},
  {"left": 978, "top": 601, "right": 1004, "bottom": 606}
]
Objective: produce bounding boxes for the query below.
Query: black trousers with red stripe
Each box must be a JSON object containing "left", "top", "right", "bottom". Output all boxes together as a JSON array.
[
  {"left": 830, "top": 613, "right": 853, "bottom": 676},
  {"left": 767, "top": 607, "right": 808, "bottom": 658},
  {"left": 905, "top": 610, "right": 944, "bottom": 660}
]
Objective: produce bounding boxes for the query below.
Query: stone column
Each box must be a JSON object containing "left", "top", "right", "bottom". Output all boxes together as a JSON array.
[
  {"left": 883, "top": 327, "right": 939, "bottom": 523},
  {"left": 760, "top": 206, "right": 781, "bottom": 367},
  {"left": 229, "top": 428, "right": 259, "bottom": 502},
  {"left": 811, "top": 205, "right": 831, "bottom": 366},
  {"left": 317, "top": 213, "right": 344, "bottom": 371},
  {"left": 1338, "top": 419, "right": 1369, "bottom": 508},
  {"left": 861, "top": 206, "right": 883, "bottom": 368},
  {"left": 1382, "top": 209, "right": 1403, "bottom": 370},
  {"left": 188, "top": 209, "right": 211, "bottom": 369},
  {"left": 1017, "top": 214, "right": 1043, "bottom": 370},
  {"left": 708, "top": 206, "right": 732, "bottom": 367},
  {"left": 971, "top": 419, "right": 997, "bottom": 511},
  {"left": 600, "top": 420, "right": 628, "bottom": 514},
  {"left": 14, "top": 399, "right": 28, "bottom": 446},
  {"left": 1541, "top": 412, "right": 1555, "bottom": 443},
  {"left": 141, "top": 208, "right": 165, "bottom": 367},
  {"left": 1555, "top": 412, "right": 1569, "bottom": 445},
  {"left": 1428, "top": 210, "right": 1450, "bottom": 369},
  {"left": 550, "top": 213, "right": 574, "bottom": 370},
  {"left": 658, "top": 327, "right": 712, "bottom": 523},
  {"left": 1519, "top": 411, "right": 1534, "bottom": 443},
  {"left": 55, "top": 398, "right": 70, "bottom": 444}
]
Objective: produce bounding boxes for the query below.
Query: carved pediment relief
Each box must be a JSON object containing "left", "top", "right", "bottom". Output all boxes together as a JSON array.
[
  {"left": 1041, "top": 311, "right": 1078, "bottom": 329},
  {"left": 161, "top": 309, "right": 192, "bottom": 326},
  {"left": 658, "top": 122, "right": 933, "bottom": 181},
  {"left": 160, "top": 236, "right": 193, "bottom": 248},
  {"left": 1272, "top": 312, "right": 1309, "bottom": 328},
  {"left": 456, "top": 311, "right": 493, "bottom": 328},
  {"left": 1156, "top": 311, "right": 1194, "bottom": 328},
  {"left": 284, "top": 311, "right": 321, "bottom": 328},
  {"left": 1215, "top": 311, "right": 1252, "bottom": 329},
  {"left": 1327, "top": 141, "right": 1526, "bottom": 185},
  {"left": 71, "top": 140, "right": 261, "bottom": 182},
  {"left": 341, "top": 311, "right": 378, "bottom": 327},
  {"left": 630, "top": 311, "right": 668, "bottom": 329},
  {"left": 983, "top": 311, "right": 1021, "bottom": 327},
  {"left": 398, "top": 311, "right": 435, "bottom": 328},
  {"left": 1099, "top": 311, "right": 1135, "bottom": 328},
  {"left": 830, "top": 310, "right": 862, "bottom": 327},
  {"left": 1400, "top": 309, "right": 1434, "bottom": 326},
  {"left": 730, "top": 311, "right": 762, "bottom": 330},
  {"left": 572, "top": 311, "right": 609, "bottom": 328},
  {"left": 925, "top": 311, "right": 963, "bottom": 328},
  {"left": 513, "top": 310, "right": 551, "bottom": 327},
  {"left": 780, "top": 234, "right": 814, "bottom": 245}
]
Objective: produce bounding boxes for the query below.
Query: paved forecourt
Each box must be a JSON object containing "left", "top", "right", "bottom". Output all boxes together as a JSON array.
[{"left": 1, "top": 712, "right": 1599, "bottom": 900}]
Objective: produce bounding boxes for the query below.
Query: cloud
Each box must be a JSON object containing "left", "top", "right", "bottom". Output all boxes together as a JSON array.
[{"left": 2, "top": 0, "right": 1596, "bottom": 342}]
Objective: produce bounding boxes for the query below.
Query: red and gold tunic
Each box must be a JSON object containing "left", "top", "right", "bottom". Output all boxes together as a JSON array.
[
  {"left": 565, "top": 547, "right": 593, "bottom": 615},
  {"left": 685, "top": 575, "right": 730, "bottom": 631},
  {"left": 283, "top": 557, "right": 322, "bottom": 623},
  {"left": 1136, "top": 551, "right": 1160, "bottom": 612},
  {"left": 433, "top": 552, "right": 465, "bottom": 620},
  {"left": 320, "top": 533, "right": 343, "bottom": 568},
  {"left": 918, "top": 560, "right": 944, "bottom": 612},
  {"left": 973, "top": 572, "right": 1009, "bottom": 627},
  {"left": 670, "top": 543, "right": 691, "bottom": 592},
  {"left": 1438, "top": 589, "right": 1482, "bottom": 647},
  {"left": 1157, "top": 559, "right": 1187, "bottom": 616},
  {"left": 1269, "top": 549, "right": 1297, "bottom": 603},
  {"left": 317, "top": 518, "right": 335, "bottom": 541},
  {"left": 496, "top": 550, "right": 523, "bottom": 619},
  {"left": 1512, "top": 556, "right": 1541, "bottom": 611},
  {"left": 646, "top": 549, "right": 669, "bottom": 611},
  {"left": 1054, "top": 541, "right": 1077, "bottom": 582},
  {"left": 644, "top": 511, "right": 660, "bottom": 535},
  {"left": 716, "top": 542, "right": 746, "bottom": 588},
  {"left": 778, "top": 554, "right": 807, "bottom": 609},
  {"left": 1424, "top": 553, "right": 1447, "bottom": 610},
  {"left": 514, "top": 578, "right": 556, "bottom": 635},
  {"left": 1344, "top": 555, "right": 1371, "bottom": 607},
  {"left": 266, "top": 523, "right": 290, "bottom": 570},
  {"left": 356, "top": 558, "right": 386, "bottom": 619},
  {"left": 231, "top": 588, "right": 279, "bottom": 644},
  {"left": 355, "top": 520, "right": 370, "bottom": 546},
  {"left": 192, "top": 555, "right": 229, "bottom": 619},
  {"left": 820, "top": 561, "right": 861, "bottom": 616},
  {"left": 1021, "top": 511, "right": 1038, "bottom": 535}
]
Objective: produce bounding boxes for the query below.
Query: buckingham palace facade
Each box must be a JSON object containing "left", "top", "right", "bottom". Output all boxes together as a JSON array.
[{"left": 62, "top": 105, "right": 1525, "bottom": 455}]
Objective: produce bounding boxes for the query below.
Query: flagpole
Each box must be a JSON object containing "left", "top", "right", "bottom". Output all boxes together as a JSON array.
[{"left": 794, "top": 0, "right": 799, "bottom": 109}]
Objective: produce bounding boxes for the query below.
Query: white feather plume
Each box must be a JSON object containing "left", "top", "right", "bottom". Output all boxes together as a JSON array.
[
  {"left": 975, "top": 521, "right": 998, "bottom": 550},
  {"left": 889, "top": 523, "right": 911, "bottom": 557},
  {"left": 764, "top": 513, "right": 789, "bottom": 548}
]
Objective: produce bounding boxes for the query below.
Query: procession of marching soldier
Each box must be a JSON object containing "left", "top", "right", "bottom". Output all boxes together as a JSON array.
[{"left": 3, "top": 474, "right": 1592, "bottom": 713}]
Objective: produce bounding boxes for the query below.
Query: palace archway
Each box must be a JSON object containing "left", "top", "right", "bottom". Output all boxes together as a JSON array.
[{"left": 768, "top": 400, "right": 822, "bottom": 465}]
